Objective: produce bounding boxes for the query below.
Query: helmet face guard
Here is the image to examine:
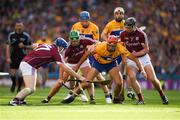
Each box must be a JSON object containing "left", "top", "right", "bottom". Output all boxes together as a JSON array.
[{"left": 69, "top": 30, "right": 80, "bottom": 41}]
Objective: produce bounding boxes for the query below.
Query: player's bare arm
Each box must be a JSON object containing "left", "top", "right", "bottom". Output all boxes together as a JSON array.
[
  {"left": 101, "top": 32, "right": 108, "bottom": 41},
  {"left": 132, "top": 42, "right": 149, "bottom": 57},
  {"left": 58, "top": 63, "right": 85, "bottom": 81}
]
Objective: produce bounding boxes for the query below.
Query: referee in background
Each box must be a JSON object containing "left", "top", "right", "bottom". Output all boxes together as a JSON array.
[{"left": 6, "top": 21, "right": 32, "bottom": 93}]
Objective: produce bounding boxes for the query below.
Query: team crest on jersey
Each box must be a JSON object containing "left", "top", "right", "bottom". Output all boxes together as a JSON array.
[
  {"left": 130, "top": 37, "right": 134, "bottom": 41},
  {"left": 135, "top": 37, "right": 139, "bottom": 41}
]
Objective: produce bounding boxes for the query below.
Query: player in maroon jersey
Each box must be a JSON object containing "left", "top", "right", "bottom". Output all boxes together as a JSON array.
[
  {"left": 120, "top": 17, "right": 168, "bottom": 104},
  {"left": 9, "top": 37, "right": 86, "bottom": 106},
  {"left": 41, "top": 30, "right": 112, "bottom": 104}
]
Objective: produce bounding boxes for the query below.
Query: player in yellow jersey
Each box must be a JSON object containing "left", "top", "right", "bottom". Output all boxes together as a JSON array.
[
  {"left": 101, "top": 7, "right": 135, "bottom": 100},
  {"left": 101, "top": 7, "right": 125, "bottom": 41},
  {"left": 61, "top": 35, "right": 147, "bottom": 104},
  {"left": 36, "top": 37, "right": 52, "bottom": 45},
  {"left": 71, "top": 11, "right": 99, "bottom": 40}
]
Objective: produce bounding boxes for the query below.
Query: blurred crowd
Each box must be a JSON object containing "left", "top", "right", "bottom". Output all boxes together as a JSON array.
[{"left": 0, "top": 0, "right": 179, "bottom": 76}]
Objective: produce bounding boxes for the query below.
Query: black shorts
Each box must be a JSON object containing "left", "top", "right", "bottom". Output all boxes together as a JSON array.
[{"left": 10, "top": 58, "right": 23, "bottom": 69}]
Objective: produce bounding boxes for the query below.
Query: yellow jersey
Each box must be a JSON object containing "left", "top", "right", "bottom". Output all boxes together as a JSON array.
[
  {"left": 36, "top": 37, "right": 53, "bottom": 44},
  {"left": 71, "top": 21, "right": 99, "bottom": 40},
  {"left": 102, "top": 20, "right": 125, "bottom": 36},
  {"left": 93, "top": 42, "right": 130, "bottom": 64}
]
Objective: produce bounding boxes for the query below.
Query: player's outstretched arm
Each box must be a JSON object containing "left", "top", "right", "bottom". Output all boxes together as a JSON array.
[{"left": 59, "top": 63, "right": 85, "bottom": 81}]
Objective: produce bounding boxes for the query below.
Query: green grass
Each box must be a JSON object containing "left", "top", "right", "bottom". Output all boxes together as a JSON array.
[{"left": 0, "top": 86, "right": 180, "bottom": 120}]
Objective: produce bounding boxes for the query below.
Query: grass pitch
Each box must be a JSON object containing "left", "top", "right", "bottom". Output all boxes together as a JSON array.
[{"left": 0, "top": 86, "right": 180, "bottom": 120}]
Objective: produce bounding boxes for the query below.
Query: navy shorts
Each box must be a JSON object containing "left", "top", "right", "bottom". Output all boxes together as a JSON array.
[
  {"left": 90, "top": 56, "right": 120, "bottom": 73},
  {"left": 116, "top": 56, "right": 122, "bottom": 64}
]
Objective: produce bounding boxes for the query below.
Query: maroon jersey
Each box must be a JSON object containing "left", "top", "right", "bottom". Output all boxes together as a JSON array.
[
  {"left": 65, "top": 39, "right": 95, "bottom": 64},
  {"left": 23, "top": 44, "right": 63, "bottom": 68},
  {"left": 120, "top": 28, "right": 148, "bottom": 54}
]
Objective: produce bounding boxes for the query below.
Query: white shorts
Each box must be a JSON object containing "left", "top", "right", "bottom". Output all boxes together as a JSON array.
[
  {"left": 66, "top": 59, "right": 90, "bottom": 69},
  {"left": 19, "top": 61, "right": 37, "bottom": 76},
  {"left": 127, "top": 54, "right": 152, "bottom": 69}
]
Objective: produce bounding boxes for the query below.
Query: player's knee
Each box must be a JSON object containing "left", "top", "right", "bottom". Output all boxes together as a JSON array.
[
  {"left": 24, "top": 88, "right": 34, "bottom": 94},
  {"left": 28, "top": 87, "right": 36, "bottom": 93},
  {"left": 128, "top": 74, "right": 136, "bottom": 81},
  {"left": 57, "top": 81, "right": 63, "bottom": 86}
]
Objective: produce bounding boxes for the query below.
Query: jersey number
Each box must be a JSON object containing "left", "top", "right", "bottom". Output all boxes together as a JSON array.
[{"left": 35, "top": 44, "right": 52, "bottom": 51}]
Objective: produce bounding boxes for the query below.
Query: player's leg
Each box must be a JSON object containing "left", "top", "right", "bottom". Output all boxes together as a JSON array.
[
  {"left": 125, "top": 60, "right": 135, "bottom": 100},
  {"left": 9, "top": 68, "right": 17, "bottom": 93},
  {"left": 109, "top": 66, "right": 123, "bottom": 104},
  {"left": 96, "top": 73, "right": 112, "bottom": 104},
  {"left": 63, "top": 61, "right": 89, "bottom": 102},
  {"left": 127, "top": 78, "right": 136, "bottom": 99},
  {"left": 17, "top": 69, "right": 24, "bottom": 92},
  {"left": 42, "top": 70, "right": 69, "bottom": 103},
  {"left": 16, "top": 59, "right": 24, "bottom": 92},
  {"left": 80, "top": 66, "right": 93, "bottom": 102},
  {"left": 144, "top": 64, "right": 168, "bottom": 104},
  {"left": 116, "top": 64, "right": 125, "bottom": 102},
  {"left": 41, "top": 67, "right": 48, "bottom": 88},
  {"left": 107, "top": 75, "right": 113, "bottom": 98},
  {"left": 16, "top": 74, "right": 36, "bottom": 99},
  {"left": 61, "top": 67, "right": 99, "bottom": 104},
  {"left": 9, "top": 62, "right": 37, "bottom": 106},
  {"left": 127, "top": 66, "right": 144, "bottom": 104},
  {"left": 79, "top": 67, "right": 99, "bottom": 104},
  {"left": 9, "top": 75, "right": 36, "bottom": 105}
]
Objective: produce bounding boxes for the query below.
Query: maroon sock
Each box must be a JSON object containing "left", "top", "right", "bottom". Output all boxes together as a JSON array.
[{"left": 137, "top": 93, "right": 144, "bottom": 101}]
